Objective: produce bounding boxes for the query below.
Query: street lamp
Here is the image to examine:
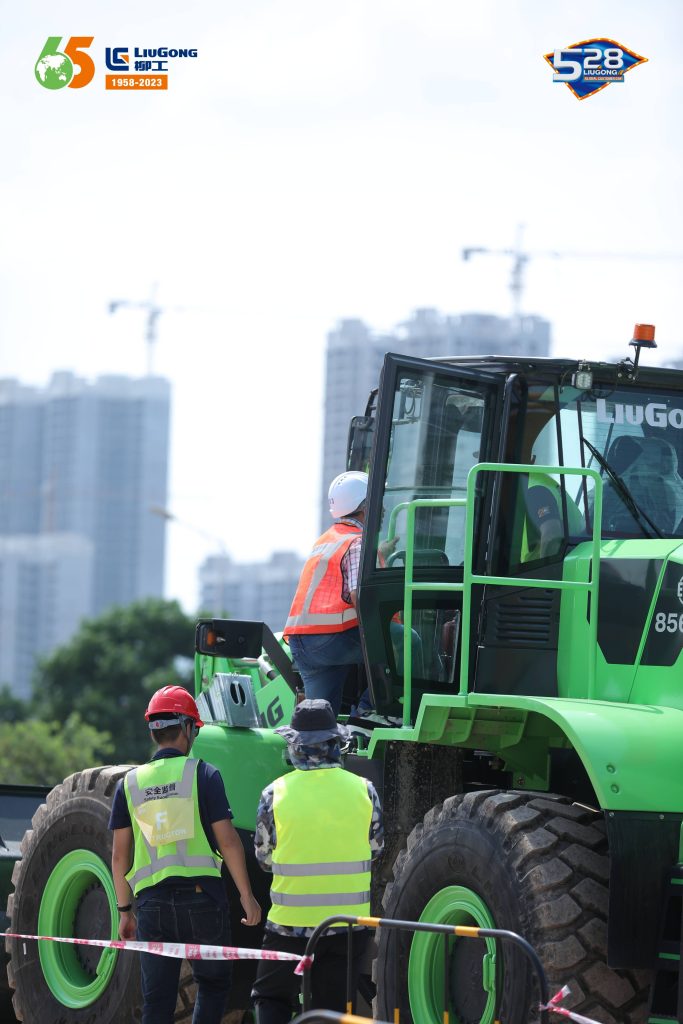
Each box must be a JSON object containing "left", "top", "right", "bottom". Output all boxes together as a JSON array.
[{"left": 149, "top": 506, "right": 230, "bottom": 616}]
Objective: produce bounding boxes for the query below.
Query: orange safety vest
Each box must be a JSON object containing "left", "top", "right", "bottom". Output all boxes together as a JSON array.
[{"left": 285, "top": 521, "right": 361, "bottom": 636}]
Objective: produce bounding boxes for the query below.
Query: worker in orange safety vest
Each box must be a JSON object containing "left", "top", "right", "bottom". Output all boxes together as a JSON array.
[{"left": 284, "top": 471, "right": 392, "bottom": 722}]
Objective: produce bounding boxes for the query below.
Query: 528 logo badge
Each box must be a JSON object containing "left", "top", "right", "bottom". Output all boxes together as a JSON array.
[
  {"left": 35, "top": 36, "right": 95, "bottom": 90},
  {"left": 544, "top": 38, "right": 647, "bottom": 100}
]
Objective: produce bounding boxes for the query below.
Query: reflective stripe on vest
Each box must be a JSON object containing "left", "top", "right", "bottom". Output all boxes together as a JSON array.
[
  {"left": 124, "top": 757, "right": 222, "bottom": 896},
  {"left": 270, "top": 890, "right": 372, "bottom": 907},
  {"left": 269, "top": 767, "right": 372, "bottom": 928},
  {"left": 272, "top": 859, "right": 371, "bottom": 876},
  {"left": 285, "top": 521, "right": 361, "bottom": 635}
]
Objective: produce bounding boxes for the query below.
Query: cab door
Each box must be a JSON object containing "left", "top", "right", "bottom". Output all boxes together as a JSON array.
[{"left": 358, "top": 353, "right": 504, "bottom": 717}]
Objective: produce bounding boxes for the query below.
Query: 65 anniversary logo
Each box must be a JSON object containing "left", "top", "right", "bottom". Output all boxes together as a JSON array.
[
  {"left": 35, "top": 37, "right": 95, "bottom": 89},
  {"left": 35, "top": 36, "right": 198, "bottom": 91},
  {"left": 544, "top": 38, "right": 647, "bottom": 100}
]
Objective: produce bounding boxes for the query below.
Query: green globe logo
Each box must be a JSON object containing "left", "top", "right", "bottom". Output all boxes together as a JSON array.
[{"left": 35, "top": 52, "right": 74, "bottom": 89}]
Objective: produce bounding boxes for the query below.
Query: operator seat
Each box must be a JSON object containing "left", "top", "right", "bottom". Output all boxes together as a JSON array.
[
  {"left": 599, "top": 435, "right": 683, "bottom": 535},
  {"left": 521, "top": 473, "right": 585, "bottom": 562},
  {"left": 619, "top": 436, "right": 683, "bottom": 534},
  {"left": 599, "top": 435, "right": 640, "bottom": 534}
]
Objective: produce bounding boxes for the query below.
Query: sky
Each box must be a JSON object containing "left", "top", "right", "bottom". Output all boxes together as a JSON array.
[{"left": 2, "top": 1, "right": 683, "bottom": 612}]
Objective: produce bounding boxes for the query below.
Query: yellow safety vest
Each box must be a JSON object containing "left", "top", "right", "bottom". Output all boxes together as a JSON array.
[
  {"left": 269, "top": 767, "right": 372, "bottom": 928},
  {"left": 124, "top": 757, "right": 222, "bottom": 897}
]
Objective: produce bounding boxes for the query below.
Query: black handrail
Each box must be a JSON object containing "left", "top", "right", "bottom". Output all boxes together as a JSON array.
[{"left": 298, "top": 913, "right": 550, "bottom": 1023}]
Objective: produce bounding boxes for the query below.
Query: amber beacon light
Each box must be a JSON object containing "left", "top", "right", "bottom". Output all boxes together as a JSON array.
[
  {"left": 617, "top": 321, "right": 657, "bottom": 380},
  {"left": 632, "top": 323, "right": 656, "bottom": 345}
]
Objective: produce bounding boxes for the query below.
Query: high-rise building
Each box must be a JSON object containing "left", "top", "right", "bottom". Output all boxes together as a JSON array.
[
  {"left": 198, "top": 550, "right": 305, "bottom": 634},
  {"left": 0, "top": 372, "right": 170, "bottom": 694},
  {"left": 0, "top": 534, "right": 93, "bottom": 698},
  {"left": 320, "top": 308, "right": 551, "bottom": 529}
]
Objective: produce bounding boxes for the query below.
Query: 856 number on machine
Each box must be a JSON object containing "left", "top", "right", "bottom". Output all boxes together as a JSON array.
[
  {"left": 641, "top": 566, "right": 683, "bottom": 667},
  {"left": 653, "top": 612, "right": 683, "bottom": 634}
]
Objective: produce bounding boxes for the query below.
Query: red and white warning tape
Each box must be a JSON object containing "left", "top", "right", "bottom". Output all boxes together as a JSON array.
[
  {"left": 5, "top": 932, "right": 313, "bottom": 976},
  {"left": 542, "top": 984, "right": 602, "bottom": 1024},
  {"left": 3, "top": 937, "right": 605, "bottom": 1012}
]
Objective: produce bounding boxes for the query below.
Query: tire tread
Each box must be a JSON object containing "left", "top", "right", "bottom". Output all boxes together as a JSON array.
[
  {"left": 376, "top": 789, "right": 649, "bottom": 1024},
  {"left": 6, "top": 763, "right": 241, "bottom": 1024},
  {"left": 6, "top": 766, "right": 140, "bottom": 1024}
]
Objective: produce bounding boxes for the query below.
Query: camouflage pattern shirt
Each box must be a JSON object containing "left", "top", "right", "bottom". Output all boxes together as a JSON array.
[{"left": 254, "top": 743, "right": 384, "bottom": 937}]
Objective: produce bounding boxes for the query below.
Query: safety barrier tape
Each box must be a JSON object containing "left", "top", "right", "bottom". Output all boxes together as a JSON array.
[
  {"left": 4, "top": 933, "right": 607, "bottom": 1017},
  {"left": 542, "top": 984, "right": 603, "bottom": 1024},
  {"left": 5, "top": 932, "right": 312, "bottom": 976}
]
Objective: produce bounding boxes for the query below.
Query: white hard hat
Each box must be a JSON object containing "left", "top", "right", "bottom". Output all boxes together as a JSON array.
[{"left": 328, "top": 471, "right": 368, "bottom": 519}]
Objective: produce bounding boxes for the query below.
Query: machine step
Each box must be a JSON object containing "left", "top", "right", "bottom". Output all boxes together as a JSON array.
[{"left": 648, "top": 867, "right": 683, "bottom": 1023}]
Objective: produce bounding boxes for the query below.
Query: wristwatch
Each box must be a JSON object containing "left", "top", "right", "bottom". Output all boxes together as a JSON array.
[{"left": 117, "top": 903, "right": 133, "bottom": 913}]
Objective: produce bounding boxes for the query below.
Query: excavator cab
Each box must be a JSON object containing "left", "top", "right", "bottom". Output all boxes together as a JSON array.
[
  {"left": 356, "top": 354, "right": 502, "bottom": 715},
  {"left": 355, "top": 351, "right": 683, "bottom": 719}
]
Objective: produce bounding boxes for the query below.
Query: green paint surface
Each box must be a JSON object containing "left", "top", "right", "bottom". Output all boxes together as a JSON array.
[{"left": 38, "top": 849, "right": 118, "bottom": 1008}]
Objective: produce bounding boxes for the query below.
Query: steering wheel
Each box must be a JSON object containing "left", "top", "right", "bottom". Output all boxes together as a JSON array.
[{"left": 386, "top": 548, "right": 450, "bottom": 567}]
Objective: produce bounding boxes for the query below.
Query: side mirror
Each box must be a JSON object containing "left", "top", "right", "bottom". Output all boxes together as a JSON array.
[
  {"left": 195, "top": 619, "right": 264, "bottom": 659},
  {"left": 195, "top": 618, "right": 302, "bottom": 695}
]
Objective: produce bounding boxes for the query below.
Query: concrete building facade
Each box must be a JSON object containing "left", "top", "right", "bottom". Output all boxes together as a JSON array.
[
  {"left": 199, "top": 550, "right": 305, "bottom": 635},
  {"left": 0, "top": 534, "right": 93, "bottom": 699},
  {"left": 0, "top": 372, "right": 170, "bottom": 694}
]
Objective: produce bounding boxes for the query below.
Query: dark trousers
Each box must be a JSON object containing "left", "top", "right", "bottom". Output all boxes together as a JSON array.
[
  {"left": 136, "top": 888, "right": 232, "bottom": 1024},
  {"left": 288, "top": 629, "right": 366, "bottom": 715},
  {"left": 251, "top": 927, "right": 369, "bottom": 1024}
]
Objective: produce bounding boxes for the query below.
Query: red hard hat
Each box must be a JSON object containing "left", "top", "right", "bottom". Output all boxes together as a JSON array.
[{"left": 145, "top": 685, "right": 204, "bottom": 727}]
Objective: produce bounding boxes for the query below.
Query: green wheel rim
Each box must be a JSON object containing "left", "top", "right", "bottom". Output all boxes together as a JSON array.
[
  {"left": 408, "top": 885, "right": 497, "bottom": 1024},
  {"left": 38, "top": 848, "right": 118, "bottom": 1008}
]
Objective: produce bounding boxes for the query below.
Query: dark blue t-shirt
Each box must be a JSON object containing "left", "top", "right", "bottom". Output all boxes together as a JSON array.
[{"left": 109, "top": 748, "right": 233, "bottom": 906}]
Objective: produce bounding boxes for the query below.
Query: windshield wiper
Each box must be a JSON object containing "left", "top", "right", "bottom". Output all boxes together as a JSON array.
[{"left": 581, "top": 437, "right": 664, "bottom": 538}]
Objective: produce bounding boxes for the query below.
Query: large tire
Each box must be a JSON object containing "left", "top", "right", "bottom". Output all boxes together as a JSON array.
[
  {"left": 375, "top": 790, "right": 650, "bottom": 1024},
  {"left": 6, "top": 766, "right": 142, "bottom": 1023},
  {"left": 5, "top": 766, "right": 247, "bottom": 1024}
]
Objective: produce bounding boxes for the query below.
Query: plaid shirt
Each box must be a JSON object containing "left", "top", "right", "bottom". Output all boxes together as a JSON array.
[{"left": 339, "top": 517, "right": 363, "bottom": 605}]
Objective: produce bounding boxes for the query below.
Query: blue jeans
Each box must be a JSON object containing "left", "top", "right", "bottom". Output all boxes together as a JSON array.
[
  {"left": 136, "top": 889, "right": 232, "bottom": 1024},
  {"left": 288, "top": 629, "right": 366, "bottom": 715}
]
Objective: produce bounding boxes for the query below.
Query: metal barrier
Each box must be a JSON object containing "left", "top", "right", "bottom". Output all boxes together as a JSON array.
[{"left": 299, "top": 913, "right": 550, "bottom": 1023}]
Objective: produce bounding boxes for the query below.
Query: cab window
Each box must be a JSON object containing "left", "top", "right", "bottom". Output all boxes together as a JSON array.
[
  {"left": 376, "top": 373, "right": 487, "bottom": 570},
  {"left": 509, "top": 384, "right": 683, "bottom": 570}
]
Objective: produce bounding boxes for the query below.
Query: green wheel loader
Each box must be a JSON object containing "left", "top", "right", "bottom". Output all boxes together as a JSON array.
[{"left": 7, "top": 332, "right": 683, "bottom": 1023}]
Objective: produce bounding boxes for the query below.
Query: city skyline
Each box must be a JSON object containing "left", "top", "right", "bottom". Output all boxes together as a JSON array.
[
  {"left": 0, "top": 372, "right": 170, "bottom": 612},
  {"left": 199, "top": 549, "right": 305, "bottom": 633},
  {"left": 3, "top": 1, "right": 682, "bottom": 613},
  {"left": 0, "top": 371, "right": 170, "bottom": 694},
  {"left": 0, "top": 533, "right": 93, "bottom": 698}
]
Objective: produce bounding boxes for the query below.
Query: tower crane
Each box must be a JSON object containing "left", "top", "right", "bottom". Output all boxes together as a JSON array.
[
  {"left": 462, "top": 226, "right": 683, "bottom": 319},
  {"left": 109, "top": 284, "right": 185, "bottom": 376}
]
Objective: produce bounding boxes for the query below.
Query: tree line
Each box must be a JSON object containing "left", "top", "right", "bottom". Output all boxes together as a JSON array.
[{"left": 0, "top": 599, "right": 198, "bottom": 785}]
